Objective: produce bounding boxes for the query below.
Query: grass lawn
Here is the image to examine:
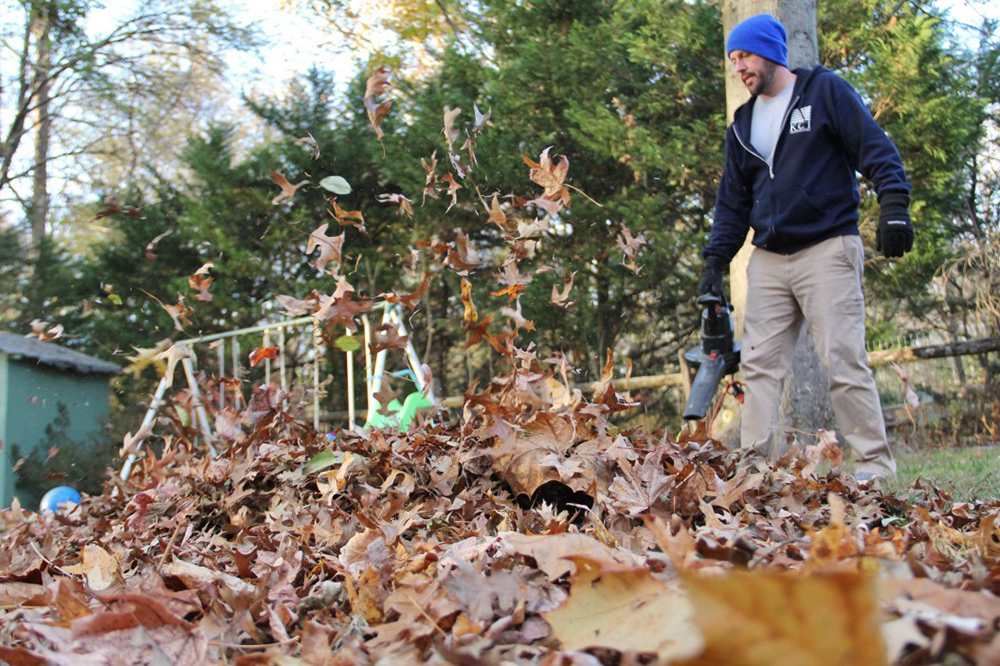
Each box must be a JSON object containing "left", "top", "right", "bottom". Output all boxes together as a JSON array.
[{"left": 884, "top": 446, "right": 999, "bottom": 502}]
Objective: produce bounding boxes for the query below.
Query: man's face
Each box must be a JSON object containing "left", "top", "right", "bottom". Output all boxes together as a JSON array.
[{"left": 730, "top": 50, "right": 777, "bottom": 96}]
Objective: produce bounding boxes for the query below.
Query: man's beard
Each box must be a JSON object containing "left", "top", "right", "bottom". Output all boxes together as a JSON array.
[{"left": 747, "top": 60, "right": 778, "bottom": 96}]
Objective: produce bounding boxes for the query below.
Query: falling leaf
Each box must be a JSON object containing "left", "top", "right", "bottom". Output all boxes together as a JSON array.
[
  {"left": 144, "top": 230, "right": 172, "bottom": 261},
  {"left": 491, "top": 284, "right": 527, "bottom": 302},
  {"left": 319, "top": 175, "right": 352, "bottom": 195},
  {"left": 440, "top": 172, "right": 462, "bottom": 211},
  {"left": 617, "top": 223, "right": 647, "bottom": 275},
  {"left": 188, "top": 262, "right": 214, "bottom": 302},
  {"left": 551, "top": 271, "right": 576, "bottom": 308},
  {"left": 377, "top": 192, "right": 414, "bottom": 217},
  {"left": 27, "top": 319, "right": 63, "bottom": 343},
  {"left": 364, "top": 66, "right": 393, "bottom": 149},
  {"left": 307, "top": 223, "right": 345, "bottom": 274},
  {"left": 270, "top": 170, "right": 309, "bottom": 205},
  {"left": 460, "top": 278, "right": 478, "bottom": 324},
  {"left": 524, "top": 147, "right": 571, "bottom": 206},
  {"left": 369, "top": 323, "right": 409, "bottom": 356},
  {"left": 294, "top": 132, "right": 320, "bottom": 159},
  {"left": 328, "top": 199, "right": 366, "bottom": 233},
  {"left": 379, "top": 273, "right": 430, "bottom": 310},
  {"left": 249, "top": 346, "right": 279, "bottom": 367},
  {"left": 93, "top": 195, "right": 143, "bottom": 221},
  {"left": 153, "top": 342, "right": 193, "bottom": 389},
  {"left": 420, "top": 151, "right": 440, "bottom": 204},
  {"left": 471, "top": 103, "right": 491, "bottom": 135},
  {"left": 802, "top": 429, "right": 843, "bottom": 479},
  {"left": 443, "top": 106, "right": 461, "bottom": 153},
  {"left": 373, "top": 381, "right": 400, "bottom": 417},
  {"left": 445, "top": 229, "right": 480, "bottom": 275},
  {"left": 334, "top": 334, "right": 361, "bottom": 353},
  {"left": 276, "top": 293, "right": 316, "bottom": 317}
]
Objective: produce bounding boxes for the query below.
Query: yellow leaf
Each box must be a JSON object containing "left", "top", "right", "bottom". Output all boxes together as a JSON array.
[
  {"left": 62, "top": 544, "right": 124, "bottom": 592},
  {"left": 543, "top": 556, "right": 703, "bottom": 659},
  {"left": 678, "top": 570, "right": 888, "bottom": 666},
  {"left": 460, "top": 278, "right": 478, "bottom": 324}
]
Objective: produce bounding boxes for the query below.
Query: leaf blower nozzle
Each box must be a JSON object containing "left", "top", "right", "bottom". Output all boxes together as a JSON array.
[{"left": 682, "top": 293, "right": 741, "bottom": 421}]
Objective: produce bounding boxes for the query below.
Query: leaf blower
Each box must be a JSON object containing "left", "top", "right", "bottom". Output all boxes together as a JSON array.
[{"left": 682, "top": 293, "right": 741, "bottom": 421}]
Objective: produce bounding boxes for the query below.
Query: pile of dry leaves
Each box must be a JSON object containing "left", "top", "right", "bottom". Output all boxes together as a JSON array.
[
  {"left": 4, "top": 70, "right": 999, "bottom": 666},
  {"left": 2, "top": 373, "right": 1000, "bottom": 666}
]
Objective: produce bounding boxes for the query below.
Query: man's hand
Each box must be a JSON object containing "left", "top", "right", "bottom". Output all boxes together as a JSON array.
[
  {"left": 877, "top": 192, "right": 914, "bottom": 258},
  {"left": 698, "top": 256, "right": 725, "bottom": 300}
]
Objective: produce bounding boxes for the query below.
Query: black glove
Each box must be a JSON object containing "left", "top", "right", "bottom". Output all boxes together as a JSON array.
[
  {"left": 698, "top": 255, "right": 725, "bottom": 300},
  {"left": 876, "top": 192, "right": 914, "bottom": 258}
]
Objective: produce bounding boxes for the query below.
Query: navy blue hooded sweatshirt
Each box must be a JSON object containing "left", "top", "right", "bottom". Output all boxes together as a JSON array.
[{"left": 704, "top": 65, "right": 911, "bottom": 262}]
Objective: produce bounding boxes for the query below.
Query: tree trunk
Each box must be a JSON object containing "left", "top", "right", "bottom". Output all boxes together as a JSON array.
[
  {"left": 29, "top": 5, "right": 52, "bottom": 253},
  {"left": 721, "top": 0, "right": 836, "bottom": 443}
]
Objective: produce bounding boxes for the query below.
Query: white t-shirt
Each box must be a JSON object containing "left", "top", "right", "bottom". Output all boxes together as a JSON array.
[{"left": 750, "top": 81, "right": 795, "bottom": 167}]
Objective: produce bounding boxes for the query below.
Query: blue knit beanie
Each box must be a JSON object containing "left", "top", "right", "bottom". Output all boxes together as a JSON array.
[{"left": 726, "top": 14, "right": 788, "bottom": 68}]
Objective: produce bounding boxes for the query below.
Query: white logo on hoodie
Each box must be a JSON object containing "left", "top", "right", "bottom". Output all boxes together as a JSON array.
[{"left": 789, "top": 106, "right": 812, "bottom": 134}]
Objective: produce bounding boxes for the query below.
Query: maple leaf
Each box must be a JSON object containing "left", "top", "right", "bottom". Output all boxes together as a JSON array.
[
  {"left": 27, "top": 319, "right": 63, "bottom": 342},
  {"left": 249, "top": 346, "right": 279, "bottom": 367},
  {"left": 440, "top": 172, "right": 462, "bottom": 211},
  {"left": 188, "top": 262, "right": 213, "bottom": 302},
  {"left": 364, "top": 66, "right": 392, "bottom": 150},
  {"left": 376, "top": 191, "right": 414, "bottom": 217},
  {"left": 328, "top": 199, "right": 366, "bottom": 234},
  {"left": 369, "top": 323, "right": 409, "bottom": 356},
  {"left": 294, "top": 132, "right": 320, "bottom": 159},
  {"left": 617, "top": 222, "right": 647, "bottom": 275},
  {"left": 464, "top": 314, "right": 500, "bottom": 350},
  {"left": 443, "top": 106, "right": 461, "bottom": 153},
  {"left": 144, "top": 230, "right": 172, "bottom": 261},
  {"left": 445, "top": 229, "right": 481, "bottom": 275},
  {"left": 306, "top": 223, "right": 345, "bottom": 274},
  {"left": 487, "top": 194, "right": 513, "bottom": 231},
  {"left": 524, "top": 147, "right": 571, "bottom": 206},
  {"left": 270, "top": 170, "right": 309, "bottom": 205},
  {"left": 461, "top": 278, "right": 478, "bottom": 324},
  {"left": 551, "top": 271, "right": 576, "bottom": 308}
]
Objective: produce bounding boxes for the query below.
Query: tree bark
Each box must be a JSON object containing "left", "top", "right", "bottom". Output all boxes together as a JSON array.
[
  {"left": 720, "top": 0, "right": 836, "bottom": 443},
  {"left": 29, "top": 5, "right": 52, "bottom": 253}
]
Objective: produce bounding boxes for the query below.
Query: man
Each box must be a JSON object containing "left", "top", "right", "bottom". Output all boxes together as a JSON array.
[{"left": 699, "top": 14, "right": 913, "bottom": 480}]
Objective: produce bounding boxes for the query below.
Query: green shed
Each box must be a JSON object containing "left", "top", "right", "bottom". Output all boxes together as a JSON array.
[{"left": 0, "top": 333, "right": 119, "bottom": 509}]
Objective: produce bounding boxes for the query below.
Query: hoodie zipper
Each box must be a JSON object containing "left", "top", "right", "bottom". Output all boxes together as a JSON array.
[{"left": 733, "top": 94, "right": 802, "bottom": 180}]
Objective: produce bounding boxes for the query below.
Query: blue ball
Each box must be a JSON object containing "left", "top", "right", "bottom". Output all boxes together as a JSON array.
[{"left": 40, "top": 486, "right": 81, "bottom": 514}]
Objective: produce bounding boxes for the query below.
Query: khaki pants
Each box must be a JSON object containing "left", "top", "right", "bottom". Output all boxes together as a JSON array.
[{"left": 741, "top": 235, "right": 896, "bottom": 478}]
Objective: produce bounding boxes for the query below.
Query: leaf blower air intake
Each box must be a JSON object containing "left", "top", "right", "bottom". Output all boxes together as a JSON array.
[{"left": 683, "top": 293, "right": 741, "bottom": 421}]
